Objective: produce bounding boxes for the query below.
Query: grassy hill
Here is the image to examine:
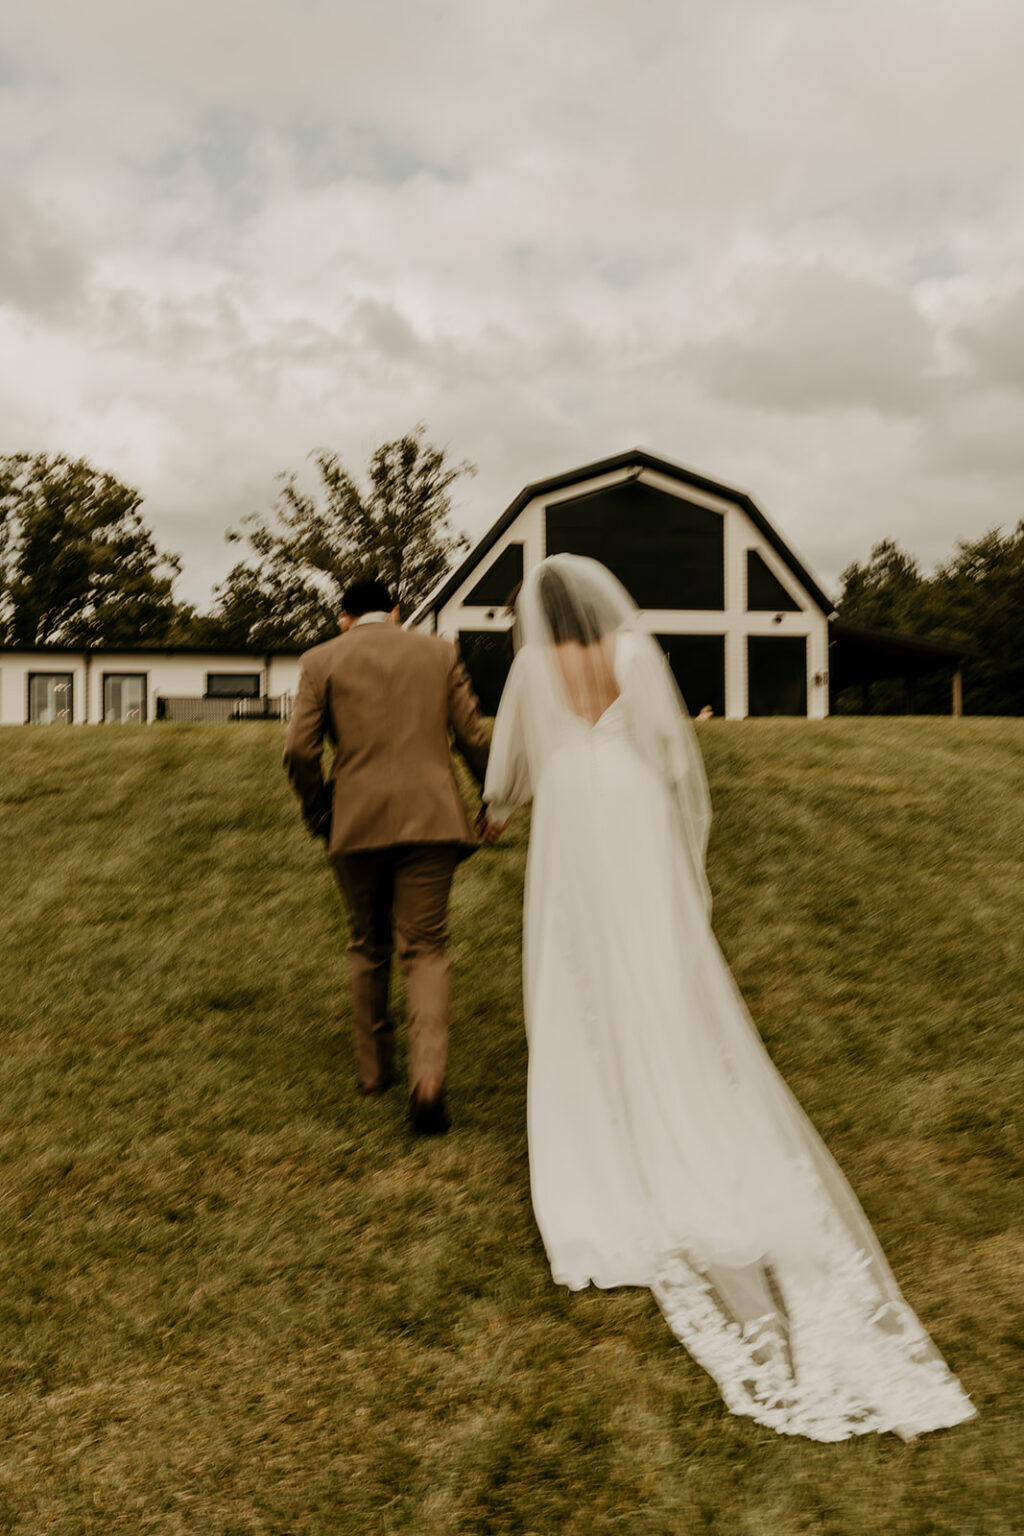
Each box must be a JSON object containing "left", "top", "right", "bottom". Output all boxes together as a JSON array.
[{"left": 0, "top": 720, "right": 1020, "bottom": 1536}]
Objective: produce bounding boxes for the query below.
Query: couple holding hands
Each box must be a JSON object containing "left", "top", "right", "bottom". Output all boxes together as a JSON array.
[{"left": 283, "top": 555, "right": 974, "bottom": 1444}]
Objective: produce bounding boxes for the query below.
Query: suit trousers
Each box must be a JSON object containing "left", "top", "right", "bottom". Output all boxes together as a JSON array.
[{"left": 331, "top": 843, "right": 461, "bottom": 1092}]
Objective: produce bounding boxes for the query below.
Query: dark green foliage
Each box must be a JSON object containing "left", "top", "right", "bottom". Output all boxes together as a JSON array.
[
  {"left": 200, "top": 427, "right": 473, "bottom": 647},
  {"left": 0, "top": 453, "right": 185, "bottom": 647},
  {"left": 932, "top": 527, "right": 1024, "bottom": 715},
  {"left": 836, "top": 526, "right": 1024, "bottom": 714},
  {"left": 0, "top": 720, "right": 1019, "bottom": 1533},
  {"left": 837, "top": 538, "right": 927, "bottom": 633}
]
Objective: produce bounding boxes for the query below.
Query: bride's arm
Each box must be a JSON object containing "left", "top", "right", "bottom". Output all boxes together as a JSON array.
[{"left": 482, "top": 650, "right": 532, "bottom": 823}]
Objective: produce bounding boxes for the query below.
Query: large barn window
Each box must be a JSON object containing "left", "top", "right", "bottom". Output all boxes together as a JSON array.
[
  {"left": 747, "top": 636, "right": 807, "bottom": 716},
  {"left": 657, "top": 635, "right": 726, "bottom": 718},
  {"left": 546, "top": 481, "right": 724, "bottom": 610},
  {"left": 746, "top": 550, "right": 801, "bottom": 612},
  {"left": 464, "top": 544, "right": 524, "bottom": 608},
  {"left": 458, "top": 631, "right": 512, "bottom": 716}
]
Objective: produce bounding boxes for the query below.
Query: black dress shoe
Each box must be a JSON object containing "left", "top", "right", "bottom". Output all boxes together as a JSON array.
[{"left": 409, "top": 1090, "right": 449, "bottom": 1136}]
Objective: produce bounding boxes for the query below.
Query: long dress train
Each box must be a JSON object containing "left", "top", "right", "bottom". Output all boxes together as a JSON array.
[{"left": 483, "top": 578, "right": 975, "bottom": 1443}]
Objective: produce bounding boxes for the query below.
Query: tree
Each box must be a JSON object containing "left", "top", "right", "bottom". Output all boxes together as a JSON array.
[
  {"left": 204, "top": 427, "right": 473, "bottom": 648},
  {"left": 835, "top": 539, "right": 928, "bottom": 633},
  {"left": 0, "top": 453, "right": 184, "bottom": 647},
  {"left": 932, "top": 524, "right": 1024, "bottom": 715},
  {"left": 836, "top": 526, "right": 1024, "bottom": 715}
]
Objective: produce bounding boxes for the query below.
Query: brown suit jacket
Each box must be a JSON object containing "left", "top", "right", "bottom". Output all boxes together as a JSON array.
[{"left": 282, "top": 620, "right": 490, "bottom": 858}]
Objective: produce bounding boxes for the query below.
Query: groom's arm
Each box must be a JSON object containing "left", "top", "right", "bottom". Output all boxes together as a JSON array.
[{"left": 283, "top": 653, "right": 332, "bottom": 839}]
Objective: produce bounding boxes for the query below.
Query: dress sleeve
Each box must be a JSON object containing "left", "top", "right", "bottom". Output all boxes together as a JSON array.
[{"left": 483, "top": 651, "right": 532, "bottom": 822}]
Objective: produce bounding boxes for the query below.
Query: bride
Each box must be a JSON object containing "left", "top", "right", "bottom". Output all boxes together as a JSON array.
[{"left": 481, "top": 552, "right": 975, "bottom": 1443}]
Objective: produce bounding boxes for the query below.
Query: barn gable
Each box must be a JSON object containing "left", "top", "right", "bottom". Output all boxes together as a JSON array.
[{"left": 412, "top": 449, "right": 834, "bottom": 718}]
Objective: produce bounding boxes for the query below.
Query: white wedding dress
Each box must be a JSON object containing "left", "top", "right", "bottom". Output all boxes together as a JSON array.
[{"left": 483, "top": 555, "right": 975, "bottom": 1443}]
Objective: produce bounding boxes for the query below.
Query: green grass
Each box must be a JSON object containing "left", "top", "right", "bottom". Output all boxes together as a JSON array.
[{"left": 0, "top": 719, "right": 1020, "bottom": 1535}]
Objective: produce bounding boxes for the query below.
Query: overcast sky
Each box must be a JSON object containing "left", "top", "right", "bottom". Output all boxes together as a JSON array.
[{"left": 3, "top": 0, "right": 1023, "bottom": 608}]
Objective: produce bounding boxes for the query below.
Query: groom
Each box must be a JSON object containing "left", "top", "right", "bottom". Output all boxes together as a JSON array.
[{"left": 282, "top": 576, "right": 491, "bottom": 1135}]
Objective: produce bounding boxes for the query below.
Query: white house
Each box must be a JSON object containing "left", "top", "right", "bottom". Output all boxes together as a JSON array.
[
  {"left": 411, "top": 449, "right": 835, "bottom": 719},
  {"left": 0, "top": 645, "right": 303, "bottom": 726}
]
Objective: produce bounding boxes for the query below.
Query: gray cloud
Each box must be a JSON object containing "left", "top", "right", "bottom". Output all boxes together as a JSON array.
[
  {"left": 0, "top": 183, "right": 85, "bottom": 316},
  {"left": 690, "top": 265, "right": 938, "bottom": 416},
  {"left": 920, "top": 384, "right": 1024, "bottom": 479},
  {"left": 952, "top": 287, "right": 1024, "bottom": 393},
  {"left": 1, "top": 0, "right": 1024, "bottom": 606},
  {"left": 351, "top": 298, "right": 423, "bottom": 361}
]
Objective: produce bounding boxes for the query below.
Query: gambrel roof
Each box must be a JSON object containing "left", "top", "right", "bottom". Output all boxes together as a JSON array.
[{"left": 412, "top": 448, "right": 835, "bottom": 623}]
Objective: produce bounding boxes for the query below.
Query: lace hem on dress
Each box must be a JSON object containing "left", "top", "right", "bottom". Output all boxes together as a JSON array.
[{"left": 652, "top": 1230, "right": 975, "bottom": 1442}]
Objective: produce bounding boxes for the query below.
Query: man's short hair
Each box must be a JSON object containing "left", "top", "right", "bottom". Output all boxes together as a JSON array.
[{"left": 341, "top": 578, "right": 395, "bottom": 617}]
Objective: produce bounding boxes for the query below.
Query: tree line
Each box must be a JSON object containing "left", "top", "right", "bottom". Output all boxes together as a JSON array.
[
  {"left": 0, "top": 426, "right": 470, "bottom": 653},
  {"left": 835, "top": 532, "right": 1024, "bottom": 715},
  {"left": 2, "top": 436, "right": 1021, "bottom": 713}
]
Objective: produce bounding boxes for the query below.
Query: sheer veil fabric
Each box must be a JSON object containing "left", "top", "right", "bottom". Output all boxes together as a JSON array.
[{"left": 483, "top": 553, "right": 974, "bottom": 1443}]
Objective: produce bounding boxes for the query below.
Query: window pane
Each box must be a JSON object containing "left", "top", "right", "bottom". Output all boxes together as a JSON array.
[
  {"left": 464, "top": 544, "right": 525, "bottom": 608},
  {"left": 29, "top": 673, "right": 74, "bottom": 724},
  {"left": 656, "top": 635, "right": 726, "bottom": 718},
  {"left": 746, "top": 550, "right": 801, "bottom": 612},
  {"left": 747, "top": 636, "right": 807, "bottom": 716},
  {"left": 546, "top": 481, "right": 725, "bottom": 610},
  {"left": 205, "top": 673, "right": 261, "bottom": 699},
  {"left": 458, "top": 630, "right": 513, "bottom": 715},
  {"left": 104, "top": 674, "right": 147, "bottom": 723}
]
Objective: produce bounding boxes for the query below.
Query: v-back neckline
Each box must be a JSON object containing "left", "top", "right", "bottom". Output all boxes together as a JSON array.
[{"left": 573, "top": 691, "right": 623, "bottom": 729}]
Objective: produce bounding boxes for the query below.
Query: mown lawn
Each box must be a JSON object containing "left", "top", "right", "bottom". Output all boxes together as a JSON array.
[{"left": 0, "top": 719, "right": 1020, "bottom": 1535}]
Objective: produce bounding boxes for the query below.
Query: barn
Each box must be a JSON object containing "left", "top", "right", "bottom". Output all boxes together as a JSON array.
[{"left": 411, "top": 449, "right": 834, "bottom": 718}]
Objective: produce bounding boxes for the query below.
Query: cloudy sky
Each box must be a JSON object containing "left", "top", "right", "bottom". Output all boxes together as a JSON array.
[{"left": 3, "top": 0, "right": 1023, "bottom": 608}]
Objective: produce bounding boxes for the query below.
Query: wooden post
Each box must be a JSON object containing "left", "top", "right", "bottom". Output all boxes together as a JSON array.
[{"left": 952, "top": 668, "right": 963, "bottom": 718}]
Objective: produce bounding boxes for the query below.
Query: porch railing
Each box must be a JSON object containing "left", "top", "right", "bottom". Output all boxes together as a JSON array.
[{"left": 155, "top": 695, "right": 293, "bottom": 723}]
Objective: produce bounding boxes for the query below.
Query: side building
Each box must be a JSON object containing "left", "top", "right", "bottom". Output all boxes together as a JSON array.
[{"left": 0, "top": 646, "right": 303, "bottom": 725}]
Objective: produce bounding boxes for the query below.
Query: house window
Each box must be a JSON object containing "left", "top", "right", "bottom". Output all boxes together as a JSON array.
[
  {"left": 546, "top": 481, "right": 725, "bottom": 610},
  {"left": 103, "top": 673, "right": 147, "bottom": 723},
  {"left": 747, "top": 636, "right": 807, "bottom": 716},
  {"left": 205, "top": 673, "right": 261, "bottom": 699},
  {"left": 28, "top": 673, "right": 74, "bottom": 724}
]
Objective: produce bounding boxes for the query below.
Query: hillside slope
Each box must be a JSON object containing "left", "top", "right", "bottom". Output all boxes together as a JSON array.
[{"left": 0, "top": 720, "right": 1020, "bottom": 1535}]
